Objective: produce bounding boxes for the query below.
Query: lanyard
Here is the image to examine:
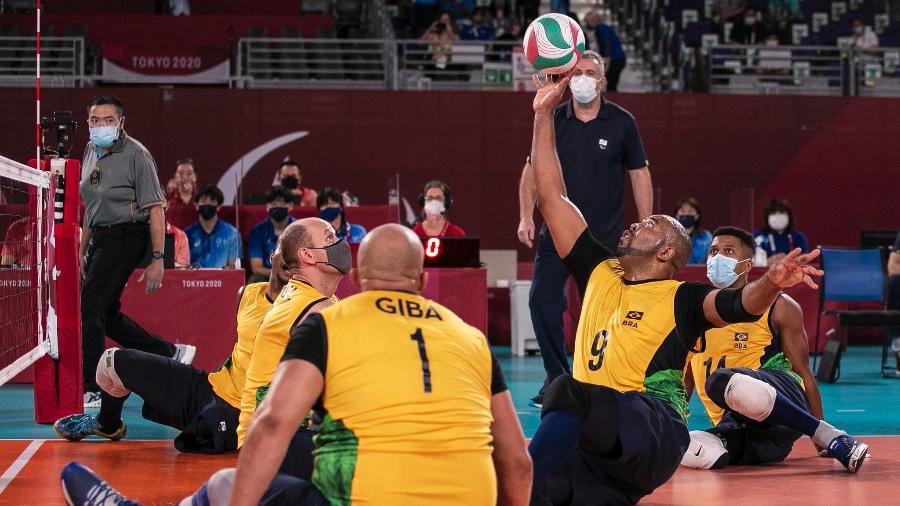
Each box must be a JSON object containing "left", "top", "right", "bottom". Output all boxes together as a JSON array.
[{"left": 767, "top": 233, "right": 793, "bottom": 254}]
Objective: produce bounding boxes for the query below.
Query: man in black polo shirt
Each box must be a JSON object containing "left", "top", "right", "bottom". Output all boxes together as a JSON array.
[{"left": 518, "top": 51, "right": 653, "bottom": 407}]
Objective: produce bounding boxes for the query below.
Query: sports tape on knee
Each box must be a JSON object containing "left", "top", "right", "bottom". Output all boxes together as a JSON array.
[
  {"left": 680, "top": 430, "right": 728, "bottom": 470},
  {"left": 95, "top": 348, "right": 130, "bottom": 397},
  {"left": 724, "top": 373, "right": 776, "bottom": 422}
]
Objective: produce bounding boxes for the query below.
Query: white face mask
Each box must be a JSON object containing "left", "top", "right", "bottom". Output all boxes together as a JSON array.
[
  {"left": 569, "top": 75, "right": 599, "bottom": 104},
  {"left": 424, "top": 199, "right": 445, "bottom": 218},
  {"left": 768, "top": 214, "right": 789, "bottom": 232},
  {"left": 706, "top": 254, "right": 749, "bottom": 289}
]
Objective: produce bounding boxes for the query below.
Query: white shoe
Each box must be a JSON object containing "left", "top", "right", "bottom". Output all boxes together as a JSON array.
[
  {"left": 83, "top": 391, "right": 101, "bottom": 409},
  {"left": 681, "top": 430, "right": 729, "bottom": 469},
  {"left": 172, "top": 343, "right": 196, "bottom": 365}
]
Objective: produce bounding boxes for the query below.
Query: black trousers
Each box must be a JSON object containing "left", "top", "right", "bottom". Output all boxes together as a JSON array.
[
  {"left": 606, "top": 58, "right": 626, "bottom": 92},
  {"left": 82, "top": 223, "right": 175, "bottom": 392},
  {"left": 530, "top": 234, "right": 572, "bottom": 395}
]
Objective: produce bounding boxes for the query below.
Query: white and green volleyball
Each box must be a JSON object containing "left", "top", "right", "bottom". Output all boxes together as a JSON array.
[{"left": 523, "top": 13, "right": 586, "bottom": 74}]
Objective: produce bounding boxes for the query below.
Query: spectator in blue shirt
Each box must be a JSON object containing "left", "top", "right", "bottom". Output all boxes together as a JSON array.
[
  {"left": 585, "top": 11, "right": 627, "bottom": 91},
  {"left": 317, "top": 187, "right": 367, "bottom": 244},
  {"left": 183, "top": 185, "right": 242, "bottom": 268},
  {"left": 459, "top": 8, "right": 494, "bottom": 40},
  {"left": 753, "top": 197, "right": 809, "bottom": 265},
  {"left": 248, "top": 186, "right": 295, "bottom": 282},
  {"left": 674, "top": 196, "right": 713, "bottom": 265}
]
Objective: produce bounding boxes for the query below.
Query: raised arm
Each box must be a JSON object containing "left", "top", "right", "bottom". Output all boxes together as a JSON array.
[
  {"left": 530, "top": 74, "right": 588, "bottom": 259},
  {"left": 701, "top": 248, "right": 823, "bottom": 327}
]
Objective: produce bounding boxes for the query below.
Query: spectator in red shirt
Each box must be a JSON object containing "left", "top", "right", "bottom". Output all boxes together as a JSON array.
[
  {"left": 412, "top": 180, "right": 466, "bottom": 238},
  {"left": 166, "top": 158, "right": 198, "bottom": 207},
  {"left": 274, "top": 159, "right": 317, "bottom": 207},
  {"left": 166, "top": 222, "right": 190, "bottom": 268}
]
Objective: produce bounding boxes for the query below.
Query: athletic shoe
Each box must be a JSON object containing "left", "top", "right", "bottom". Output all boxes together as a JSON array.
[
  {"left": 681, "top": 431, "right": 729, "bottom": 469},
  {"left": 60, "top": 462, "right": 140, "bottom": 506},
  {"left": 172, "top": 343, "right": 196, "bottom": 365},
  {"left": 529, "top": 394, "right": 543, "bottom": 409},
  {"left": 53, "top": 414, "right": 126, "bottom": 442},
  {"left": 826, "top": 434, "right": 869, "bottom": 473},
  {"left": 84, "top": 391, "right": 102, "bottom": 409}
]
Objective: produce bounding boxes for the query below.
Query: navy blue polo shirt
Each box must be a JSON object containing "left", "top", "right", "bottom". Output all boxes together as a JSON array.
[{"left": 547, "top": 98, "right": 649, "bottom": 249}]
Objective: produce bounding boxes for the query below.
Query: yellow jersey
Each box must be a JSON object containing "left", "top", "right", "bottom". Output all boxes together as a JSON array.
[
  {"left": 689, "top": 295, "right": 801, "bottom": 425},
  {"left": 564, "top": 230, "right": 718, "bottom": 420},
  {"left": 207, "top": 282, "right": 273, "bottom": 409},
  {"left": 282, "top": 290, "right": 505, "bottom": 506},
  {"left": 237, "top": 279, "right": 334, "bottom": 447}
]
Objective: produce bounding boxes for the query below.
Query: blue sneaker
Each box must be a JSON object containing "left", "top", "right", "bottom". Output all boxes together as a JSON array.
[
  {"left": 60, "top": 462, "right": 140, "bottom": 506},
  {"left": 826, "top": 434, "right": 869, "bottom": 473},
  {"left": 53, "top": 414, "right": 126, "bottom": 442}
]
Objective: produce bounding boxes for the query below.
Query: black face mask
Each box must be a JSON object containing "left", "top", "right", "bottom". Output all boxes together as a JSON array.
[
  {"left": 676, "top": 214, "right": 697, "bottom": 229},
  {"left": 198, "top": 204, "right": 218, "bottom": 220},
  {"left": 268, "top": 207, "right": 289, "bottom": 222},
  {"left": 281, "top": 175, "right": 299, "bottom": 190}
]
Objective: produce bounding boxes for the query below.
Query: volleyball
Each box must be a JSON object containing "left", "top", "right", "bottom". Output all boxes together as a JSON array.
[{"left": 523, "top": 13, "right": 586, "bottom": 75}]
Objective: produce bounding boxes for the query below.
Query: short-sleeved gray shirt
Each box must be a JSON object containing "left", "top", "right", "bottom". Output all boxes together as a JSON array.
[{"left": 79, "top": 133, "right": 166, "bottom": 228}]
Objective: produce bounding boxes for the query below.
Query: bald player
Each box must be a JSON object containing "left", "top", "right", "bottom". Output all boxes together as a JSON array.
[
  {"left": 60, "top": 224, "right": 532, "bottom": 506},
  {"left": 525, "top": 72, "right": 849, "bottom": 504},
  {"left": 53, "top": 244, "right": 289, "bottom": 452}
]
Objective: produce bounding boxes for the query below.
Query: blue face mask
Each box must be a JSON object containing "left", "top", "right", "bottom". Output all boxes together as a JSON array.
[
  {"left": 90, "top": 126, "right": 119, "bottom": 148},
  {"left": 706, "top": 254, "right": 749, "bottom": 289},
  {"left": 319, "top": 207, "right": 342, "bottom": 222}
]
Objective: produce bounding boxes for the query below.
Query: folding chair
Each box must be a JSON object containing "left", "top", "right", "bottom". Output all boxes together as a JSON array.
[{"left": 815, "top": 247, "right": 900, "bottom": 378}]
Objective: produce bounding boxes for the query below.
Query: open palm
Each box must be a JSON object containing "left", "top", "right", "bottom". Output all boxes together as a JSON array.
[{"left": 768, "top": 248, "right": 824, "bottom": 289}]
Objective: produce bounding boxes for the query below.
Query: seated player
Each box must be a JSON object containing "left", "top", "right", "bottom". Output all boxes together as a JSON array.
[
  {"left": 52, "top": 218, "right": 347, "bottom": 455},
  {"left": 525, "top": 73, "right": 855, "bottom": 505},
  {"left": 60, "top": 224, "right": 533, "bottom": 506},
  {"left": 681, "top": 227, "right": 868, "bottom": 472}
]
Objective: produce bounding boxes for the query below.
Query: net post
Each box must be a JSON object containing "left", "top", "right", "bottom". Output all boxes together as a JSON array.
[{"left": 32, "top": 158, "right": 82, "bottom": 423}]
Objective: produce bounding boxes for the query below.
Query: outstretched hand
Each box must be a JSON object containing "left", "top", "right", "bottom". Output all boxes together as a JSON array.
[
  {"left": 532, "top": 71, "right": 573, "bottom": 115},
  {"left": 767, "top": 248, "right": 823, "bottom": 289}
]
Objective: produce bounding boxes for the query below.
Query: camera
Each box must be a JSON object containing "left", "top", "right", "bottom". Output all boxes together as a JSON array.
[{"left": 40, "top": 111, "right": 77, "bottom": 159}]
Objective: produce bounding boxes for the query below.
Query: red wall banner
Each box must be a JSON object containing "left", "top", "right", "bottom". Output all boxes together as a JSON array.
[{"left": 0, "top": 89, "right": 897, "bottom": 258}]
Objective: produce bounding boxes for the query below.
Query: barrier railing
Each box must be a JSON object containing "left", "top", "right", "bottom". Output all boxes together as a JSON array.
[
  {"left": 852, "top": 47, "right": 900, "bottom": 97},
  {"left": 0, "top": 36, "right": 84, "bottom": 87},
  {"left": 707, "top": 45, "right": 846, "bottom": 96}
]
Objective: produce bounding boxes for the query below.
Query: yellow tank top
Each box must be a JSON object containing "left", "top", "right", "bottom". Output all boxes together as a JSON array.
[
  {"left": 312, "top": 290, "right": 497, "bottom": 505},
  {"left": 690, "top": 297, "right": 799, "bottom": 425},
  {"left": 573, "top": 259, "right": 691, "bottom": 419},
  {"left": 236, "top": 279, "right": 334, "bottom": 447},
  {"left": 207, "top": 282, "right": 272, "bottom": 409}
]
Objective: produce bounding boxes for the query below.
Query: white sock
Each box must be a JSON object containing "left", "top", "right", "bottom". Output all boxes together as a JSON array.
[{"left": 812, "top": 421, "right": 846, "bottom": 449}]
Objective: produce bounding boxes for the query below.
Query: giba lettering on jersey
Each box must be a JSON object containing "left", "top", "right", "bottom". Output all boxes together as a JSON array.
[{"left": 374, "top": 297, "right": 443, "bottom": 320}]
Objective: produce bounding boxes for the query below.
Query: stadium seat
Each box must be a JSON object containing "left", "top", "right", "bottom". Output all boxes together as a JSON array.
[{"left": 814, "top": 247, "right": 900, "bottom": 378}]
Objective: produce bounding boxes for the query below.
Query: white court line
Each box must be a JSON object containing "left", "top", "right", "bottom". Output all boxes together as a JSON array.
[
  {"left": 0, "top": 439, "right": 43, "bottom": 495},
  {"left": 836, "top": 409, "right": 866, "bottom": 413}
]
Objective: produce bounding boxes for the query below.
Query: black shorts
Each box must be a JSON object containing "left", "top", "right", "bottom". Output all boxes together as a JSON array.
[
  {"left": 708, "top": 367, "right": 808, "bottom": 465},
  {"left": 534, "top": 384, "right": 690, "bottom": 505},
  {"left": 114, "top": 349, "right": 239, "bottom": 453}
]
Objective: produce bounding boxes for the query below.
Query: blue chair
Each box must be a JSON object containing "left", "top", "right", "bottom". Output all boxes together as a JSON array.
[{"left": 815, "top": 247, "right": 900, "bottom": 377}]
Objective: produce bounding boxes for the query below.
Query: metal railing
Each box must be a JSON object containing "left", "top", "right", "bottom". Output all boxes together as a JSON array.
[
  {"left": 853, "top": 47, "right": 900, "bottom": 97},
  {"left": 707, "top": 45, "right": 846, "bottom": 96},
  {"left": 0, "top": 36, "right": 84, "bottom": 87},
  {"left": 234, "top": 38, "right": 522, "bottom": 91}
]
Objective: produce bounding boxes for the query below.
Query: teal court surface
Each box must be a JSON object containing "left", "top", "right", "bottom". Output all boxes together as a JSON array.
[{"left": 0, "top": 346, "right": 898, "bottom": 504}]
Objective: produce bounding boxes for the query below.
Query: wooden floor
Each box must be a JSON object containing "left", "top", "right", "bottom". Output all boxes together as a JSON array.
[{"left": 0, "top": 436, "right": 898, "bottom": 505}]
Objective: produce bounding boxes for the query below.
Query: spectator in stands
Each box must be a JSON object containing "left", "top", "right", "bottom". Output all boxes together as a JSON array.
[
  {"left": 317, "top": 187, "right": 367, "bottom": 244},
  {"left": 183, "top": 185, "right": 241, "bottom": 268},
  {"left": 422, "top": 13, "right": 459, "bottom": 69},
  {"left": 585, "top": 11, "right": 627, "bottom": 92},
  {"left": 769, "top": 0, "right": 803, "bottom": 40},
  {"left": 753, "top": 197, "right": 809, "bottom": 265},
  {"left": 166, "top": 222, "right": 190, "bottom": 268},
  {"left": 166, "top": 158, "right": 197, "bottom": 207},
  {"left": 674, "top": 196, "right": 713, "bottom": 264},
  {"left": 248, "top": 186, "right": 295, "bottom": 282},
  {"left": 730, "top": 8, "right": 768, "bottom": 45},
  {"left": 851, "top": 18, "right": 880, "bottom": 49},
  {"left": 492, "top": 6, "right": 514, "bottom": 38},
  {"left": 496, "top": 18, "right": 523, "bottom": 42},
  {"left": 342, "top": 190, "right": 359, "bottom": 207},
  {"left": 0, "top": 217, "right": 33, "bottom": 266},
  {"left": 460, "top": 8, "right": 494, "bottom": 40},
  {"left": 412, "top": 180, "right": 466, "bottom": 237},
  {"left": 274, "top": 159, "right": 317, "bottom": 207}
]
